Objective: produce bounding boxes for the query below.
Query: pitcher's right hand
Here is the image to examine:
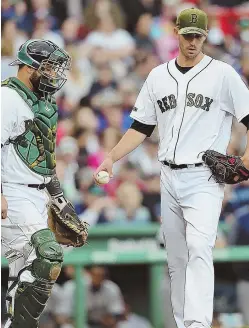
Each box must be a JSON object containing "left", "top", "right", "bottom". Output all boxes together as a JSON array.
[{"left": 94, "top": 157, "right": 114, "bottom": 185}]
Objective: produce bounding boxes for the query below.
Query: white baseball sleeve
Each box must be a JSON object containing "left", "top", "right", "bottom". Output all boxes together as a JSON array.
[
  {"left": 130, "top": 72, "right": 157, "bottom": 125},
  {"left": 1, "top": 87, "right": 17, "bottom": 146},
  {"left": 220, "top": 65, "right": 249, "bottom": 122}
]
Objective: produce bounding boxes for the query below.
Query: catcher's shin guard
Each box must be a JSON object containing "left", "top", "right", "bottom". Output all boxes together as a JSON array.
[{"left": 6, "top": 229, "right": 63, "bottom": 328}]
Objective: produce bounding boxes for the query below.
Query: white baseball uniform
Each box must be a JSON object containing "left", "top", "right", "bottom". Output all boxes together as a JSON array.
[
  {"left": 130, "top": 55, "right": 249, "bottom": 328},
  {"left": 1, "top": 86, "right": 51, "bottom": 325}
]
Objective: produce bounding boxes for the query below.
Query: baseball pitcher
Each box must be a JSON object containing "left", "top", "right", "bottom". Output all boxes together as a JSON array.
[
  {"left": 94, "top": 9, "right": 249, "bottom": 328},
  {"left": 1, "top": 39, "right": 88, "bottom": 328}
]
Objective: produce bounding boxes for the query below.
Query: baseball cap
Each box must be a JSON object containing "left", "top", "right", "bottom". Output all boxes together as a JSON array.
[{"left": 176, "top": 8, "right": 208, "bottom": 37}]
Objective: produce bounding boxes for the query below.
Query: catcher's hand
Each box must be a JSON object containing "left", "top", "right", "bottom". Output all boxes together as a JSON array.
[
  {"left": 202, "top": 150, "right": 249, "bottom": 184},
  {"left": 47, "top": 197, "right": 88, "bottom": 247}
]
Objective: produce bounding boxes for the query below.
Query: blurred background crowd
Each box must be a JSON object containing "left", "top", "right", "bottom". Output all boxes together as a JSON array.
[{"left": 1, "top": 0, "right": 249, "bottom": 327}]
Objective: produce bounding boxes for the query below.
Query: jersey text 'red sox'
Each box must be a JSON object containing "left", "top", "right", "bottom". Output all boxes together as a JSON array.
[{"left": 157, "top": 93, "right": 213, "bottom": 113}]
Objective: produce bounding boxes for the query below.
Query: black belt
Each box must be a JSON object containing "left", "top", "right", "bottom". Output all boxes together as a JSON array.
[
  {"left": 27, "top": 183, "right": 46, "bottom": 190},
  {"left": 163, "top": 161, "right": 203, "bottom": 170}
]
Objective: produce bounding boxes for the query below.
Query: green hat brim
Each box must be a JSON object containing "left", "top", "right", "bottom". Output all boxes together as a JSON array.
[{"left": 179, "top": 27, "right": 208, "bottom": 37}]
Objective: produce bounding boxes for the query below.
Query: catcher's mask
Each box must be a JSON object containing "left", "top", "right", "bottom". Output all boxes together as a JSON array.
[{"left": 10, "top": 39, "right": 71, "bottom": 97}]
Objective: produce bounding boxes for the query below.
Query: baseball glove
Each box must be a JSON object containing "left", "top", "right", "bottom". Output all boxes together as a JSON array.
[
  {"left": 47, "top": 198, "right": 88, "bottom": 247},
  {"left": 202, "top": 150, "right": 249, "bottom": 184}
]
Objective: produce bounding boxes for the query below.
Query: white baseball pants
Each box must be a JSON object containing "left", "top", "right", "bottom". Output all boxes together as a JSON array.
[
  {"left": 1, "top": 183, "right": 49, "bottom": 327},
  {"left": 160, "top": 165, "right": 224, "bottom": 328}
]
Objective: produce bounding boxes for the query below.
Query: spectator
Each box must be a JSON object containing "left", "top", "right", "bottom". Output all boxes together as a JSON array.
[
  {"left": 118, "top": 0, "right": 162, "bottom": 34},
  {"left": 84, "top": 0, "right": 126, "bottom": 31},
  {"left": 110, "top": 182, "right": 152, "bottom": 225},
  {"left": 61, "top": 17, "right": 81, "bottom": 45},
  {"left": 142, "top": 174, "right": 161, "bottom": 221},
  {"left": 56, "top": 117, "right": 75, "bottom": 142},
  {"left": 118, "top": 300, "right": 152, "bottom": 328},
  {"left": 32, "top": 16, "right": 64, "bottom": 48},
  {"left": 74, "top": 106, "right": 99, "bottom": 133},
  {"left": 39, "top": 283, "right": 63, "bottom": 328},
  {"left": 129, "top": 131, "right": 161, "bottom": 177},
  {"left": 74, "top": 127, "right": 93, "bottom": 168},
  {"left": 149, "top": 2, "right": 179, "bottom": 62},
  {"left": 75, "top": 166, "right": 95, "bottom": 193},
  {"left": 87, "top": 127, "right": 123, "bottom": 171},
  {"left": 56, "top": 136, "right": 79, "bottom": 203},
  {"left": 1, "top": 19, "right": 27, "bottom": 60},
  {"left": 55, "top": 265, "right": 91, "bottom": 328},
  {"left": 1, "top": 37, "right": 18, "bottom": 80},
  {"left": 92, "top": 89, "right": 129, "bottom": 133},
  {"left": 60, "top": 46, "right": 94, "bottom": 109},
  {"left": 89, "top": 63, "right": 117, "bottom": 100},
  {"left": 2, "top": 0, "right": 16, "bottom": 21},
  {"left": 134, "top": 13, "right": 154, "bottom": 52},
  {"left": 31, "top": 0, "right": 58, "bottom": 29},
  {"left": 83, "top": 8, "right": 135, "bottom": 71},
  {"left": 240, "top": 48, "right": 249, "bottom": 85},
  {"left": 127, "top": 48, "right": 159, "bottom": 89},
  {"left": 57, "top": 266, "right": 125, "bottom": 328},
  {"left": 15, "top": 1, "right": 34, "bottom": 35},
  {"left": 86, "top": 266, "right": 125, "bottom": 328},
  {"left": 221, "top": 180, "right": 249, "bottom": 325},
  {"left": 105, "top": 161, "right": 146, "bottom": 197},
  {"left": 118, "top": 78, "right": 139, "bottom": 112},
  {"left": 75, "top": 184, "right": 115, "bottom": 225}
]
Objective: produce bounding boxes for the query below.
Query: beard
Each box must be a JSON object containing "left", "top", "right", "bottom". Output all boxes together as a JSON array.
[{"left": 29, "top": 71, "right": 41, "bottom": 94}]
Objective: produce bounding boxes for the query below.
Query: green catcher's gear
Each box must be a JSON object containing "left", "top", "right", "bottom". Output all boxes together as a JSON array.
[
  {"left": 48, "top": 197, "right": 89, "bottom": 247},
  {"left": 46, "top": 175, "right": 89, "bottom": 247},
  {"left": 45, "top": 175, "right": 89, "bottom": 247},
  {"left": 9, "top": 39, "right": 71, "bottom": 96},
  {"left": 2, "top": 77, "right": 58, "bottom": 176},
  {"left": 7, "top": 229, "right": 63, "bottom": 328}
]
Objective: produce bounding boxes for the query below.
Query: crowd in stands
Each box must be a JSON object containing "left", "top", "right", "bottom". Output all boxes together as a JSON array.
[
  {"left": 1, "top": 0, "right": 249, "bottom": 327},
  {"left": 2, "top": 0, "right": 249, "bottom": 228}
]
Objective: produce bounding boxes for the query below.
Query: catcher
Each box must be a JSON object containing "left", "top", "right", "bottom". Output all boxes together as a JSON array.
[{"left": 1, "top": 39, "right": 88, "bottom": 328}]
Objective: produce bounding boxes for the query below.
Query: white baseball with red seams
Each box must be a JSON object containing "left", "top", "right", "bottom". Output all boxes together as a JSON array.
[
  {"left": 96, "top": 170, "right": 110, "bottom": 185},
  {"left": 130, "top": 55, "right": 249, "bottom": 328}
]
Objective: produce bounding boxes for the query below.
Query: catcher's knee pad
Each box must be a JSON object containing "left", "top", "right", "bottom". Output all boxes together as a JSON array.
[{"left": 7, "top": 229, "right": 63, "bottom": 328}]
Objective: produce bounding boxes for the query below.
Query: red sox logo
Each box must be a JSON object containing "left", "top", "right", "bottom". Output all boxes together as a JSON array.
[
  {"left": 228, "top": 158, "right": 236, "bottom": 165},
  {"left": 190, "top": 14, "right": 198, "bottom": 24}
]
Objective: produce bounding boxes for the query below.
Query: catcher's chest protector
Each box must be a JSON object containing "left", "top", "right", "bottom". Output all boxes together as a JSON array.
[{"left": 2, "top": 77, "right": 58, "bottom": 177}]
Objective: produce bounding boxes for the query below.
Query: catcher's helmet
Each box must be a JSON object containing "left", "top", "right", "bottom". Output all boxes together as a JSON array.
[{"left": 10, "top": 39, "right": 71, "bottom": 96}]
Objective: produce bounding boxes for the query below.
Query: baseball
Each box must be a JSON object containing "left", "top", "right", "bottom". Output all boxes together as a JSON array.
[{"left": 96, "top": 171, "right": 110, "bottom": 185}]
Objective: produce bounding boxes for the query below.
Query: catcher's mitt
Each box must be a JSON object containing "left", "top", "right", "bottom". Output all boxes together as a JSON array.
[
  {"left": 47, "top": 198, "right": 88, "bottom": 247},
  {"left": 202, "top": 150, "right": 249, "bottom": 184}
]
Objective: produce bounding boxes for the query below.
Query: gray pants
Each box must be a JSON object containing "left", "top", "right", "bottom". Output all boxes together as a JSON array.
[{"left": 237, "top": 280, "right": 249, "bottom": 325}]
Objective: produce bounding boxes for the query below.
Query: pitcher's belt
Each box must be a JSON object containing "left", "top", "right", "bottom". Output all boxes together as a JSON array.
[{"left": 163, "top": 161, "right": 203, "bottom": 170}]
